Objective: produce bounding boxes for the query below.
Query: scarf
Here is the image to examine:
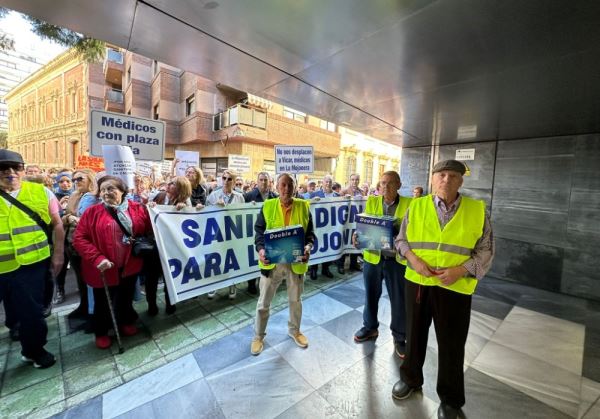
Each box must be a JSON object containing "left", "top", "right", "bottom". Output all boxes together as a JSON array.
[{"left": 103, "top": 199, "right": 133, "bottom": 236}]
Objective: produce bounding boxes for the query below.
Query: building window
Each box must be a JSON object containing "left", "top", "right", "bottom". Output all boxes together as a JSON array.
[
  {"left": 379, "top": 164, "right": 386, "bottom": 180},
  {"left": 320, "top": 119, "right": 336, "bottom": 132},
  {"left": 185, "top": 94, "right": 196, "bottom": 116},
  {"left": 71, "top": 91, "right": 77, "bottom": 114},
  {"left": 54, "top": 140, "right": 59, "bottom": 163},
  {"left": 345, "top": 155, "right": 356, "bottom": 182},
  {"left": 364, "top": 159, "right": 373, "bottom": 185},
  {"left": 42, "top": 142, "right": 46, "bottom": 161},
  {"left": 153, "top": 104, "right": 159, "bottom": 120},
  {"left": 283, "top": 107, "right": 306, "bottom": 123}
]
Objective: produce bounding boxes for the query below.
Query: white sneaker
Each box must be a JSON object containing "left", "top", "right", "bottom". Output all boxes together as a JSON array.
[
  {"left": 207, "top": 290, "right": 217, "bottom": 299},
  {"left": 228, "top": 285, "right": 237, "bottom": 300}
]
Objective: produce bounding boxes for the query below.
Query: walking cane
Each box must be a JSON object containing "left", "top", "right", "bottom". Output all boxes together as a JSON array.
[{"left": 100, "top": 271, "right": 125, "bottom": 354}]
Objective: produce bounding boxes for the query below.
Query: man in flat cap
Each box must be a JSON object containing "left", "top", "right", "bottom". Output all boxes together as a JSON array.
[
  {"left": 0, "top": 150, "right": 64, "bottom": 369},
  {"left": 391, "top": 159, "right": 494, "bottom": 419}
]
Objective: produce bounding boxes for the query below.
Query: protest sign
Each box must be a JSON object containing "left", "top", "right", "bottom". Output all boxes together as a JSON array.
[
  {"left": 102, "top": 144, "right": 136, "bottom": 188},
  {"left": 90, "top": 110, "right": 165, "bottom": 161},
  {"left": 135, "top": 160, "right": 155, "bottom": 177},
  {"left": 76, "top": 155, "right": 105, "bottom": 172},
  {"left": 149, "top": 197, "right": 365, "bottom": 303},
  {"left": 175, "top": 150, "right": 200, "bottom": 176},
  {"left": 228, "top": 154, "right": 251, "bottom": 174},
  {"left": 275, "top": 145, "right": 313, "bottom": 174}
]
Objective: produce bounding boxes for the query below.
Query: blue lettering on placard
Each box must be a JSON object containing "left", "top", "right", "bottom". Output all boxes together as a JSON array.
[
  {"left": 204, "top": 252, "right": 221, "bottom": 276},
  {"left": 223, "top": 248, "right": 239, "bottom": 273},
  {"left": 203, "top": 218, "right": 224, "bottom": 244},
  {"left": 182, "top": 219, "right": 201, "bottom": 248},
  {"left": 247, "top": 244, "right": 258, "bottom": 266},
  {"left": 224, "top": 215, "right": 244, "bottom": 240},
  {"left": 315, "top": 207, "right": 328, "bottom": 228},
  {"left": 182, "top": 256, "right": 201, "bottom": 283},
  {"left": 338, "top": 206, "right": 349, "bottom": 224},
  {"left": 169, "top": 258, "right": 182, "bottom": 279}
]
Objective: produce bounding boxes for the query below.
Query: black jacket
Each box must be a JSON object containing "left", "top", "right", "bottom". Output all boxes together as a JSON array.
[{"left": 244, "top": 187, "right": 278, "bottom": 203}]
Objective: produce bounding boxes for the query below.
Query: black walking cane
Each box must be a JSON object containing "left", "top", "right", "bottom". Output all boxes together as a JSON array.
[{"left": 100, "top": 271, "right": 125, "bottom": 354}]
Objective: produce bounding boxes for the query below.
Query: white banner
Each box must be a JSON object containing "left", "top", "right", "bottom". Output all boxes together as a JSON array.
[{"left": 149, "top": 197, "right": 366, "bottom": 303}]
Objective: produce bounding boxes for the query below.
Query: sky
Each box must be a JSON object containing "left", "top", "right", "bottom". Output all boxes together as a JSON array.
[{"left": 1, "top": 10, "right": 67, "bottom": 63}]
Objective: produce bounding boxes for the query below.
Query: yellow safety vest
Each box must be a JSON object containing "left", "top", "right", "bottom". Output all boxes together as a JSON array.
[
  {"left": 405, "top": 195, "right": 485, "bottom": 295},
  {"left": 0, "top": 182, "right": 51, "bottom": 273},
  {"left": 259, "top": 198, "right": 310, "bottom": 275},
  {"left": 362, "top": 195, "right": 411, "bottom": 265}
]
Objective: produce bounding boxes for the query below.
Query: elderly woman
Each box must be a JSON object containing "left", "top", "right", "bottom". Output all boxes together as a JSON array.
[
  {"left": 73, "top": 175, "right": 152, "bottom": 349},
  {"left": 184, "top": 166, "right": 208, "bottom": 206},
  {"left": 62, "top": 169, "right": 97, "bottom": 319}
]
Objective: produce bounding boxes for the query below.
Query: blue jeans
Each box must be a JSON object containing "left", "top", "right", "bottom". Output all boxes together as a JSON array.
[
  {"left": 362, "top": 257, "right": 406, "bottom": 342},
  {"left": 0, "top": 258, "right": 50, "bottom": 357}
]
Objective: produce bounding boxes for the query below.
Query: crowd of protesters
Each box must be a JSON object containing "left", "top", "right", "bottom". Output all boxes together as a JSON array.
[{"left": 0, "top": 151, "right": 422, "bottom": 362}]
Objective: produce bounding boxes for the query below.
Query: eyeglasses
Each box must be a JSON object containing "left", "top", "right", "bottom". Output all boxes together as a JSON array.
[
  {"left": 73, "top": 177, "right": 85, "bottom": 182},
  {"left": 222, "top": 177, "right": 233, "bottom": 181},
  {"left": 0, "top": 163, "right": 25, "bottom": 173}
]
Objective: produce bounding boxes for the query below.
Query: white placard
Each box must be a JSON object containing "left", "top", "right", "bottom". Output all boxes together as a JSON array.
[
  {"left": 455, "top": 148, "right": 476, "bottom": 161},
  {"left": 102, "top": 145, "right": 136, "bottom": 188},
  {"left": 160, "top": 160, "right": 172, "bottom": 175},
  {"left": 228, "top": 154, "right": 251, "bottom": 174},
  {"left": 275, "top": 145, "right": 314, "bottom": 174},
  {"left": 135, "top": 160, "right": 154, "bottom": 177},
  {"left": 174, "top": 150, "right": 200, "bottom": 176},
  {"left": 90, "top": 110, "right": 165, "bottom": 161}
]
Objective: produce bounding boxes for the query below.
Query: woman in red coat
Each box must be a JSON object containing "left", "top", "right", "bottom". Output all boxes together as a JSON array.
[{"left": 73, "top": 175, "right": 152, "bottom": 349}]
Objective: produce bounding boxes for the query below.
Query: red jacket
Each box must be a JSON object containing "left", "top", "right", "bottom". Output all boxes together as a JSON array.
[{"left": 73, "top": 200, "right": 152, "bottom": 287}]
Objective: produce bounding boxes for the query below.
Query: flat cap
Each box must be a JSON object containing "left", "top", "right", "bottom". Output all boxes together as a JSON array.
[
  {"left": 307, "top": 179, "right": 317, "bottom": 185},
  {"left": 0, "top": 149, "right": 24, "bottom": 164},
  {"left": 432, "top": 159, "right": 466, "bottom": 175}
]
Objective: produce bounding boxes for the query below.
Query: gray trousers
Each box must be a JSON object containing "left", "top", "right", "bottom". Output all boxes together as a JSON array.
[{"left": 254, "top": 264, "right": 304, "bottom": 338}]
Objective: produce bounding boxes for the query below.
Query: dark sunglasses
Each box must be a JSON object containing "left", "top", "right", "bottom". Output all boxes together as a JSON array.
[
  {"left": 0, "top": 163, "right": 24, "bottom": 172},
  {"left": 73, "top": 177, "right": 85, "bottom": 182},
  {"left": 222, "top": 177, "right": 233, "bottom": 181}
]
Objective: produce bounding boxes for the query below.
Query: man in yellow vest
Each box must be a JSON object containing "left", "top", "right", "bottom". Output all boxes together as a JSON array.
[
  {"left": 0, "top": 150, "right": 65, "bottom": 369},
  {"left": 391, "top": 160, "right": 494, "bottom": 419},
  {"left": 353, "top": 171, "right": 411, "bottom": 359},
  {"left": 251, "top": 173, "right": 316, "bottom": 355}
]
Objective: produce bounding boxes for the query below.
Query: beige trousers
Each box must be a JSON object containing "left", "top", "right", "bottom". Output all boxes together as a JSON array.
[{"left": 254, "top": 264, "right": 304, "bottom": 338}]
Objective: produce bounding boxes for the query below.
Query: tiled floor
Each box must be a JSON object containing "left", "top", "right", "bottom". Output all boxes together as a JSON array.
[{"left": 1, "top": 272, "right": 599, "bottom": 419}]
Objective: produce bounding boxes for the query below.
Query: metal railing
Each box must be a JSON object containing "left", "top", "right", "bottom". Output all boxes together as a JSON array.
[{"left": 213, "top": 103, "right": 267, "bottom": 131}]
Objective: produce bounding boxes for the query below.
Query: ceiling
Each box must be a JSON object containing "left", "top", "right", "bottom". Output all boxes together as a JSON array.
[{"left": 4, "top": 0, "right": 600, "bottom": 148}]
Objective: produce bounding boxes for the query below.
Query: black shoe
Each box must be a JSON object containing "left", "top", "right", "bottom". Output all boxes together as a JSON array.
[
  {"left": 437, "top": 403, "right": 460, "bottom": 419},
  {"left": 21, "top": 349, "right": 56, "bottom": 369},
  {"left": 42, "top": 304, "right": 52, "bottom": 318},
  {"left": 349, "top": 263, "right": 362, "bottom": 272},
  {"left": 309, "top": 267, "right": 318, "bottom": 280},
  {"left": 165, "top": 304, "right": 177, "bottom": 315},
  {"left": 391, "top": 380, "right": 420, "bottom": 400},
  {"left": 9, "top": 327, "right": 19, "bottom": 342},
  {"left": 322, "top": 268, "right": 334, "bottom": 278},
  {"left": 394, "top": 340, "right": 406, "bottom": 359},
  {"left": 147, "top": 303, "right": 159, "bottom": 316},
  {"left": 354, "top": 327, "right": 379, "bottom": 342},
  {"left": 247, "top": 281, "right": 258, "bottom": 295},
  {"left": 337, "top": 265, "right": 345, "bottom": 275}
]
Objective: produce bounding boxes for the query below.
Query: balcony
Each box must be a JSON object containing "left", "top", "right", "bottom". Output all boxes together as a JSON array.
[
  {"left": 213, "top": 103, "right": 267, "bottom": 131},
  {"left": 104, "top": 88, "right": 124, "bottom": 112},
  {"left": 103, "top": 49, "right": 124, "bottom": 85}
]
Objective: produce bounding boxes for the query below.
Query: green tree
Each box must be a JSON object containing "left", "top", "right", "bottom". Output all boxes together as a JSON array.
[{"left": 0, "top": 7, "right": 105, "bottom": 63}]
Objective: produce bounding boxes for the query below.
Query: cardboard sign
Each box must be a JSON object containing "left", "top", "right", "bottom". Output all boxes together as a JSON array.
[{"left": 76, "top": 155, "right": 105, "bottom": 172}]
